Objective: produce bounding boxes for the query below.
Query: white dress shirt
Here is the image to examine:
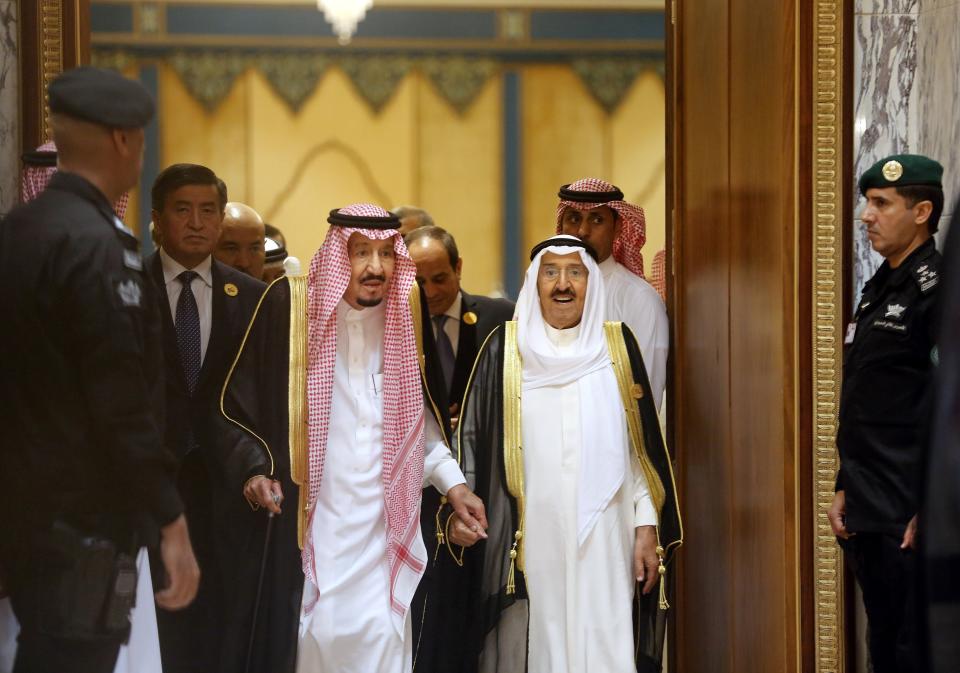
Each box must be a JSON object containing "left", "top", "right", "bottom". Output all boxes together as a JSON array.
[
  {"left": 159, "top": 249, "right": 214, "bottom": 364},
  {"left": 432, "top": 291, "right": 463, "bottom": 356},
  {"left": 599, "top": 256, "right": 669, "bottom": 410}
]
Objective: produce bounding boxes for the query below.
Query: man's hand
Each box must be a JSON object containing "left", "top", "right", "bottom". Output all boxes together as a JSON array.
[
  {"left": 828, "top": 490, "right": 850, "bottom": 540},
  {"left": 449, "top": 517, "right": 482, "bottom": 547},
  {"left": 449, "top": 402, "right": 460, "bottom": 432},
  {"left": 634, "top": 525, "right": 659, "bottom": 596},
  {"left": 901, "top": 514, "right": 918, "bottom": 550},
  {"left": 244, "top": 475, "right": 284, "bottom": 514},
  {"left": 155, "top": 514, "right": 200, "bottom": 611},
  {"left": 446, "top": 484, "right": 487, "bottom": 545}
]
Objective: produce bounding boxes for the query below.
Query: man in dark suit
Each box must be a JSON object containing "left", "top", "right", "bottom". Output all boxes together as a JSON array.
[
  {"left": 406, "top": 225, "right": 515, "bottom": 421},
  {"left": 405, "top": 225, "right": 514, "bottom": 673},
  {"left": 148, "top": 164, "right": 266, "bottom": 673}
]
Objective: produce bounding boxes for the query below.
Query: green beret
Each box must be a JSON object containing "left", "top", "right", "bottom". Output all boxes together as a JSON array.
[
  {"left": 48, "top": 66, "right": 155, "bottom": 129},
  {"left": 858, "top": 153, "right": 943, "bottom": 195}
]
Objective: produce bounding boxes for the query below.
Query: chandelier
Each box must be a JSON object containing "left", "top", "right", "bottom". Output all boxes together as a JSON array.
[{"left": 317, "top": 0, "right": 374, "bottom": 45}]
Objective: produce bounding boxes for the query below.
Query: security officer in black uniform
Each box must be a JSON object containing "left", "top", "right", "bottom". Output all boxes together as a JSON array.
[
  {"left": 0, "top": 67, "right": 199, "bottom": 673},
  {"left": 828, "top": 154, "right": 944, "bottom": 673}
]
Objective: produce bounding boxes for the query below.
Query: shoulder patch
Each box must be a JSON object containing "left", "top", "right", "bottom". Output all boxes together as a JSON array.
[
  {"left": 912, "top": 262, "right": 939, "bottom": 294},
  {"left": 115, "top": 278, "right": 142, "bottom": 308}
]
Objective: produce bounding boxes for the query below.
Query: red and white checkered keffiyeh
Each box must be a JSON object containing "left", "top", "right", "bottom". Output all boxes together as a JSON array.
[
  {"left": 21, "top": 141, "right": 130, "bottom": 218},
  {"left": 555, "top": 177, "right": 647, "bottom": 278},
  {"left": 302, "top": 203, "right": 426, "bottom": 621},
  {"left": 650, "top": 249, "right": 666, "bottom": 302}
]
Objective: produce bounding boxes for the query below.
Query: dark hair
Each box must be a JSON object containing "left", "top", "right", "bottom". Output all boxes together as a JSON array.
[
  {"left": 151, "top": 163, "right": 227, "bottom": 213},
  {"left": 897, "top": 185, "right": 944, "bottom": 234},
  {"left": 404, "top": 225, "right": 459, "bottom": 270}
]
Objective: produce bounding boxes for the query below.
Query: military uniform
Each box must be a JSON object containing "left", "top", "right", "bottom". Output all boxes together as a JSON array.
[
  {"left": 0, "top": 68, "right": 183, "bottom": 673},
  {"left": 835, "top": 153, "right": 944, "bottom": 673}
]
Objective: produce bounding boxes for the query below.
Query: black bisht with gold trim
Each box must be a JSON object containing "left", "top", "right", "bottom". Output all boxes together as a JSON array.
[
  {"left": 209, "top": 275, "right": 450, "bottom": 673},
  {"left": 452, "top": 320, "right": 682, "bottom": 672}
]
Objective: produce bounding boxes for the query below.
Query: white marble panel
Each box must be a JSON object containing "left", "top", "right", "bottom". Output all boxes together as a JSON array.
[
  {"left": 856, "top": 0, "right": 920, "bottom": 14},
  {"left": 0, "top": 0, "right": 19, "bottom": 217},
  {"left": 853, "top": 12, "right": 919, "bottom": 297},
  {"left": 916, "top": 2, "right": 960, "bottom": 210},
  {"left": 919, "top": 0, "right": 960, "bottom": 13}
]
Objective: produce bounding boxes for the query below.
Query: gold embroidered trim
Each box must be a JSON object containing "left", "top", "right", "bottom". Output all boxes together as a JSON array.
[
  {"left": 220, "top": 279, "right": 278, "bottom": 478},
  {"left": 287, "top": 275, "right": 309, "bottom": 550},
  {"left": 603, "top": 321, "right": 666, "bottom": 513},
  {"left": 603, "top": 321, "right": 684, "bottom": 561},
  {"left": 502, "top": 321, "right": 525, "bottom": 577}
]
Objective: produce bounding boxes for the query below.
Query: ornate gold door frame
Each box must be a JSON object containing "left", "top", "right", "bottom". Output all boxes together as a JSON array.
[
  {"left": 19, "top": 0, "right": 88, "bottom": 152},
  {"left": 812, "top": 2, "right": 847, "bottom": 671}
]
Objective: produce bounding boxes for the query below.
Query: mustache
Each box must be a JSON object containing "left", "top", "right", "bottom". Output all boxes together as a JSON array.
[
  {"left": 551, "top": 289, "right": 576, "bottom": 299},
  {"left": 359, "top": 273, "right": 387, "bottom": 283}
]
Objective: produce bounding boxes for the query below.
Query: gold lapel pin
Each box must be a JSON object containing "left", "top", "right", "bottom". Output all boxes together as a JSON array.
[
  {"left": 224, "top": 283, "right": 239, "bottom": 297},
  {"left": 463, "top": 311, "right": 478, "bottom": 325}
]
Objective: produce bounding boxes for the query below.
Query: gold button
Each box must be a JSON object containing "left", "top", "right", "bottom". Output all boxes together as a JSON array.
[{"left": 224, "top": 283, "right": 239, "bottom": 297}]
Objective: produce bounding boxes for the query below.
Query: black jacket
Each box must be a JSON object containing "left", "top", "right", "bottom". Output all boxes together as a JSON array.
[
  {"left": 0, "top": 172, "right": 182, "bottom": 576},
  {"left": 837, "top": 238, "right": 941, "bottom": 536},
  {"left": 448, "top": 290, "right": 516, "bottom": 409},
  {"left": 148, "top": 253, "right": 265, "bottom": 463}
]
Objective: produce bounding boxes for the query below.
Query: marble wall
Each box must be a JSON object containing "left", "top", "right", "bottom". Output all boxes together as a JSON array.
[
  {"left": 853, "top": 0, "right": 959, "bottom": 299},
  {"left": 0, "top": 0, "right": 18, "bottom": 216}
]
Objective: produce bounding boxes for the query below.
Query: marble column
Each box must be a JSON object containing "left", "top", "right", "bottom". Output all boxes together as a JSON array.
[
  {"left": 0, "top": 0, "right": 19, "bottom": 216},
  {"left": 853, "top": 0, "right": 960, "bottom": 299}
]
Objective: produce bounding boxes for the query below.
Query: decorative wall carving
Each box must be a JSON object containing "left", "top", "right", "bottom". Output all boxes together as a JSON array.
[
  {"left": 812, "top": 3, "right": 846, "bottom": 672},
  {"left": 572, "top": 57, "right": 663, "bottom": 113},
  {"left": 92, "top": 48, "right": 663, "bottom": 117}
]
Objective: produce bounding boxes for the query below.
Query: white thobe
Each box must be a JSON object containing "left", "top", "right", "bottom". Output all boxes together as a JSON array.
[
  {"left": 522, "top": 326, "right": 656, "bottom": 673},
  {"left": 296, "top": 301, "right": 465, "bottom": 673},
  {"left": 599, "top": 256, "right": 668, "bottom": 411}
]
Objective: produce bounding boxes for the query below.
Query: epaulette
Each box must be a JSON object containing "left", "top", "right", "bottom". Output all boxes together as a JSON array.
[{"left": 912, "top": 258, "right": 940, "bottom": 294}]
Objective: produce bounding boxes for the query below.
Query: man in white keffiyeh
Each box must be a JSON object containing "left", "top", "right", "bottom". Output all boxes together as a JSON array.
[
  {"left": 216, "top": 204, "right": 485, "bottom": 673},
  {"left": 448, "top": 235, "right": 681, "bottom": 673}
]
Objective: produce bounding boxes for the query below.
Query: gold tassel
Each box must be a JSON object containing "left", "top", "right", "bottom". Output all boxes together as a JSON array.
[
  {"left": 506, "top": 543, "right": 518, "bottom": 595},
  {"left": 433, "top": 496, "right": 447, "bottom": 561},
  {"left": 657, "top": 559, "right": 669, "bottom": 610}
]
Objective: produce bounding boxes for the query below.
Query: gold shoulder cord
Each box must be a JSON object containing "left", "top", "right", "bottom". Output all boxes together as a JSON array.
[
  {"left": 603, "top": 321, "right": 684, "bottom": 610},
  {"left": 502, "top": 321, "right": 525, "bottom": 594},
  {"left": 287, "top": 275, "right": 309, "bottom": 550},
  {"left": 220, "top": 278, "right": 280, "bottom": 483}
]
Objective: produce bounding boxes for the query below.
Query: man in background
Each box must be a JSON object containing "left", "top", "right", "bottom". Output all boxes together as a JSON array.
[
  {"left": 405, "top": 224, "right": 513, "bottom": 673},
  {"left": 557, "top": 178, "right": 668, "bottom": 410},
  {"left": 215, "top": 201, "right": 266, "bottom": 280},
  {"left": 393, "top": 205, "right": 434, "bottom": 236},
  {"left": 149, "top": 164, "right": 266, "bottom": 673}
]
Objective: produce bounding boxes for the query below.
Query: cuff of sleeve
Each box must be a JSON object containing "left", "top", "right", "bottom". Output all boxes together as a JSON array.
[
  {"left": 634, "top": 493, "right": 658, "bottom": 528},
  {"left": 430, "top": 459, "right": 466, "bottom": 496},
  {"left": 150, "top": 482, "right": 185, "bottom": 528}
]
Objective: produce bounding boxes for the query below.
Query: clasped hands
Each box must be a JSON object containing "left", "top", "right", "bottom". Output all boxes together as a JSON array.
[{"left": 243, "top": 477, "right": 489, "bottom": 544}]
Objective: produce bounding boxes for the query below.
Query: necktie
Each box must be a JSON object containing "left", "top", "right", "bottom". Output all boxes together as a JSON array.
[
  {"left": 175, "top": 270, "right": 201, "bottom": 395},
  {"left": 433, "top": 314, "right": 455, "bottom": 393}
]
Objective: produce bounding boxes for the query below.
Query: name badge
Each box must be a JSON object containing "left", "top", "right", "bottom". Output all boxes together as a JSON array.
[{"left": 844, "top": 322, "right": 857, "bottom": 345}]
